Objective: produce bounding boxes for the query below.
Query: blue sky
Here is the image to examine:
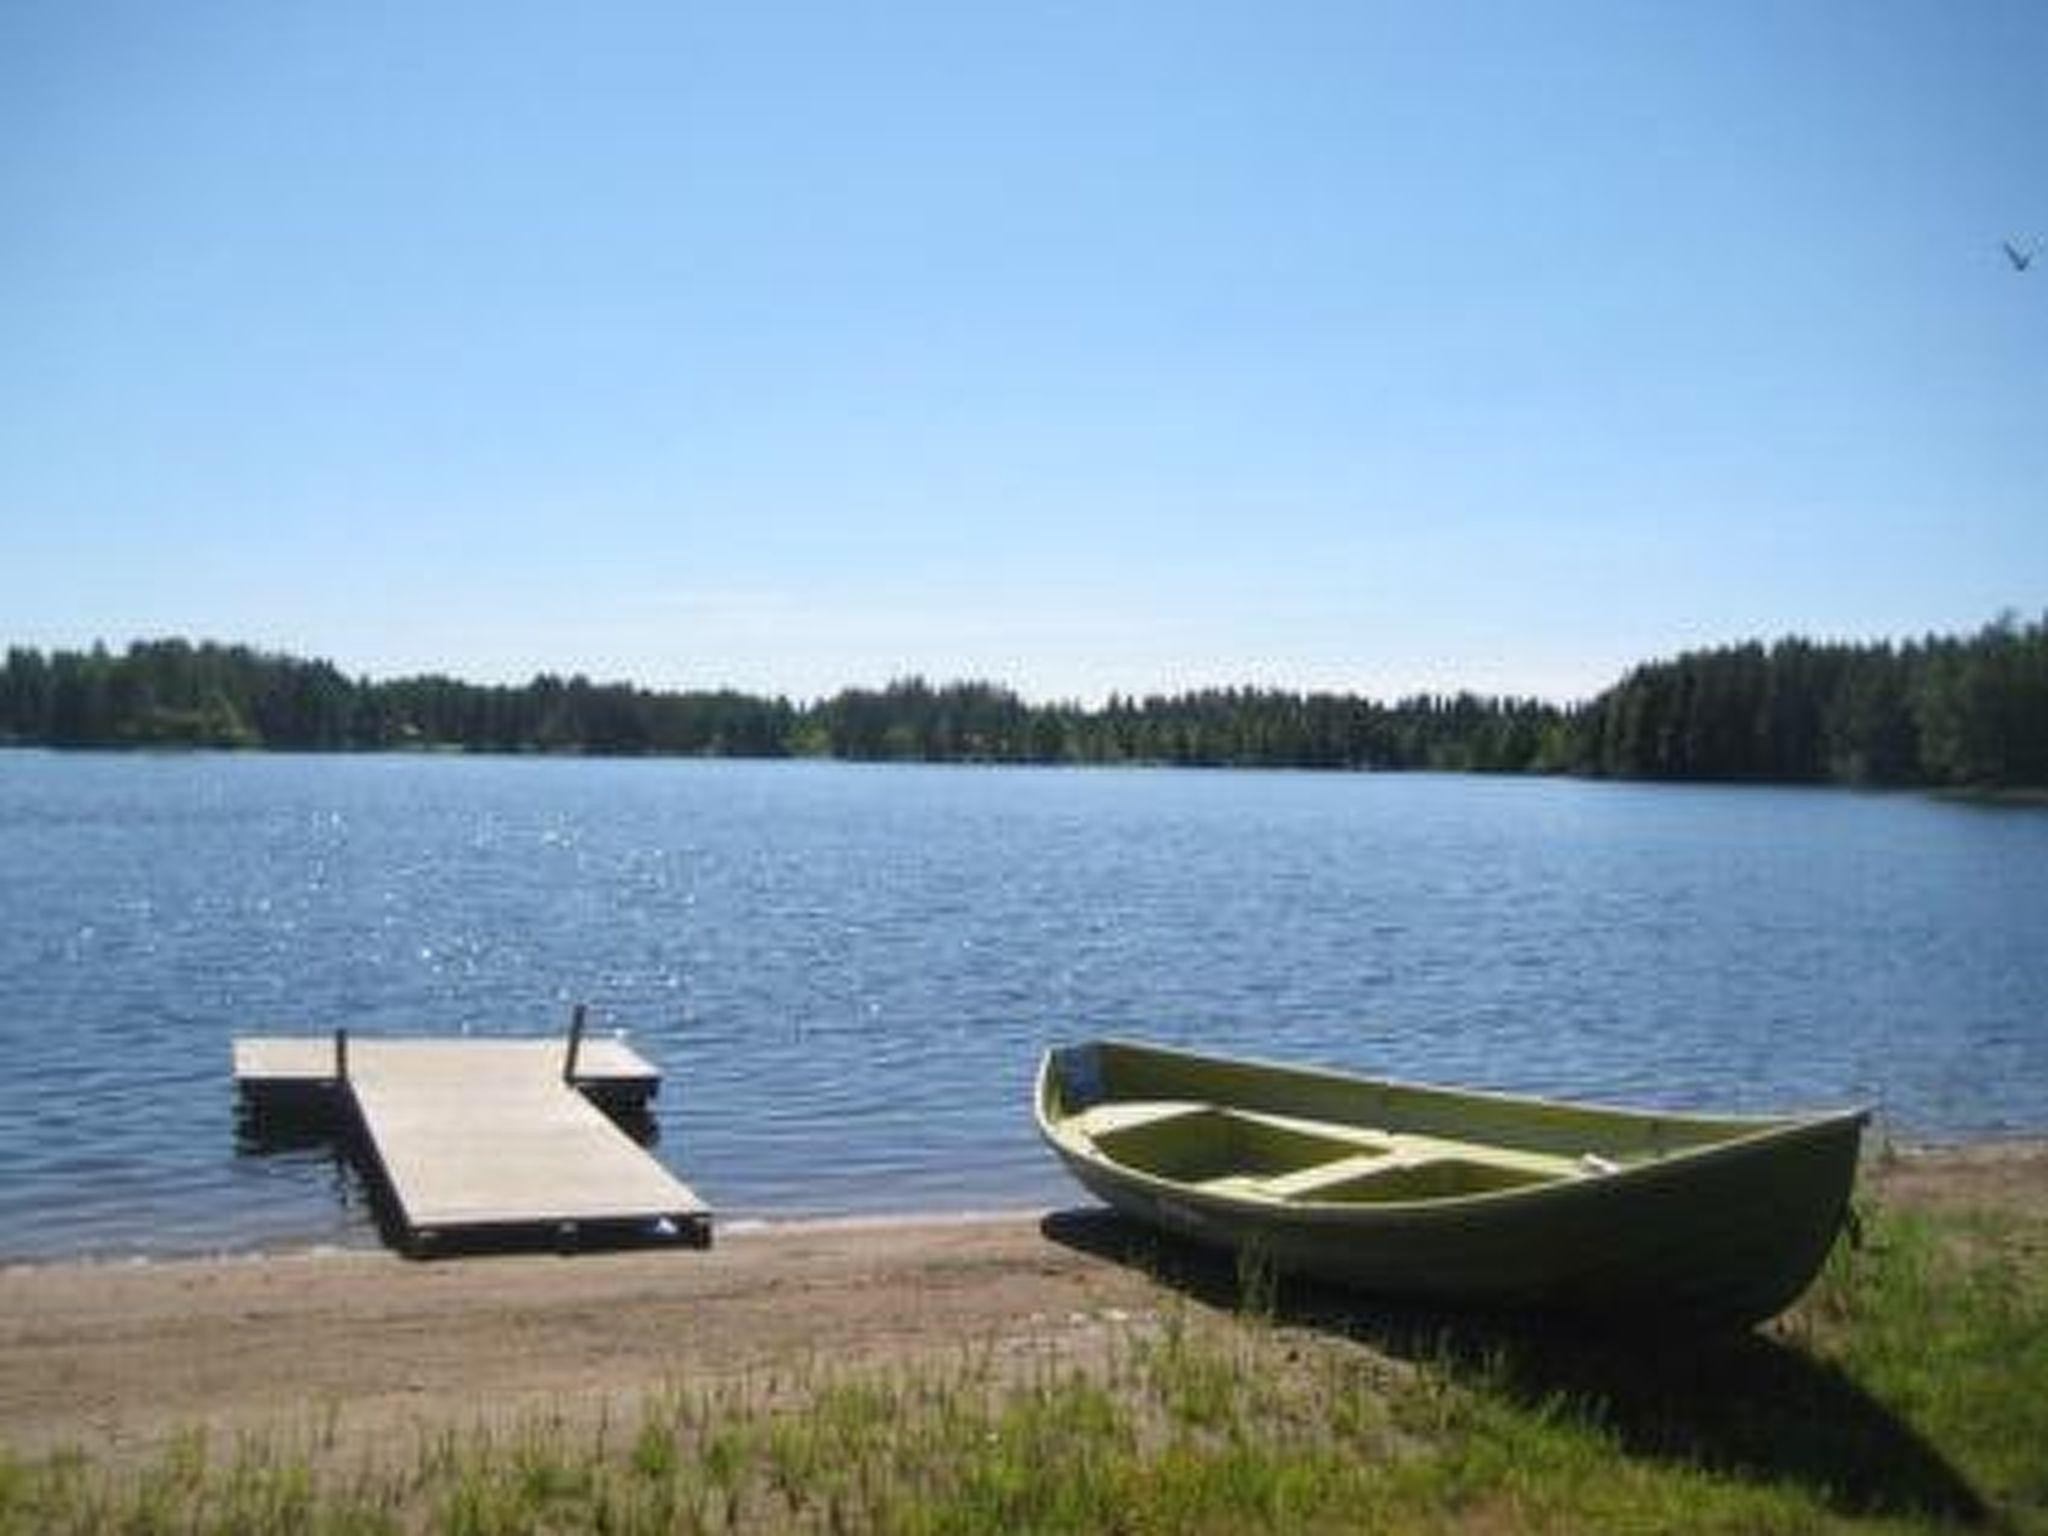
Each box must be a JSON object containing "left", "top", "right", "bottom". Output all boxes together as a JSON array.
[{"left": 3, "top": 2, "right": 2043, "bottom": 703}]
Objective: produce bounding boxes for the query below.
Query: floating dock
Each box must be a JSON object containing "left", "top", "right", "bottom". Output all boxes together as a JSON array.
[{"left": 234, "top": 1025, "right": 711, "bottom": 1255}]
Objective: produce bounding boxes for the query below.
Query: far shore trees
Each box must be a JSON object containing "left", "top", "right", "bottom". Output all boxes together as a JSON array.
[{"left": 2, "top": 613, "right": 2044, "bottom": 790}]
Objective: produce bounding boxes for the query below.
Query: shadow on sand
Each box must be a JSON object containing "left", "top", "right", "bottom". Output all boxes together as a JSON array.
[{"left": 1042, "top": 1206, "right": 1989, "bottom": 1527}]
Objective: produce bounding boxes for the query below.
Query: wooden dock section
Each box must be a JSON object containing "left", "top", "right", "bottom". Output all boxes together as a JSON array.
[{"left": 235, "top": 1031, "right": 710, "bottom": 1255}]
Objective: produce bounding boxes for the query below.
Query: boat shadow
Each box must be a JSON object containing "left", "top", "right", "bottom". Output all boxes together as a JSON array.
[{"left": 1041, "top": 1206, "right": 1990, "bottom": 1527}]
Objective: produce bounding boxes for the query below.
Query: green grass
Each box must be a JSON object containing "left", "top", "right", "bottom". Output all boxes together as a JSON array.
[{"left": 2, "top": 1199, "right": 2042, "bottom": 1534}]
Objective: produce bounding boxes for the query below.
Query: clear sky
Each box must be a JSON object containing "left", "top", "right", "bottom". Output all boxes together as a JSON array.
[{"left": 3, "top": 2, "right": 2043, "bottom": 704}]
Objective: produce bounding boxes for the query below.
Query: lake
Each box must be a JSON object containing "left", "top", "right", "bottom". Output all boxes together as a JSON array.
[{"left": 1, "top": 751, "right": 2043, "bottom": 1262}]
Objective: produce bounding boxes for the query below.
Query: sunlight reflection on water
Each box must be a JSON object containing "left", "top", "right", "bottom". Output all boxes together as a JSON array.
[{"left": 1, "top": 752, "right": 2044, "bottom": 1260}]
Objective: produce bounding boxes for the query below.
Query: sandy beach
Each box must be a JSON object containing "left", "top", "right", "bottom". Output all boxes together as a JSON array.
[
  {"left": 2, "top": 1142, "right": 2041, "bottom": 1467},
  {"left": 0, "top": 1212, "right": 1164, "bottom": 1465}
]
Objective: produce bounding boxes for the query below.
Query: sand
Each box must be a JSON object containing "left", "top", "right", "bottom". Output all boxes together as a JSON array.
[
  {"left": 1, "top": 1142, "right": 2041, "bottom": 1465},
  {"left": 0, "top": 1213, "right": 1161, "bottom": 1463}
]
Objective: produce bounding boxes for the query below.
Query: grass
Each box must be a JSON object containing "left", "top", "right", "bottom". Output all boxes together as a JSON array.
[{"left": 2, "top": 1198, "right": 2042, "bottom": 1534}]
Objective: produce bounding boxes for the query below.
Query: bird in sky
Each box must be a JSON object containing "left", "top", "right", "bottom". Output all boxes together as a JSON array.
[{"left": 2003, "top": 239, "right": 2034, "bottom": 272}]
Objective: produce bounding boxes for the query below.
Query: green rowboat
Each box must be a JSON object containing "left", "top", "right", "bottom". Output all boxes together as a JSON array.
[{"left": 1036, "top": 1038, "right": 1868, "bottom": 1329}]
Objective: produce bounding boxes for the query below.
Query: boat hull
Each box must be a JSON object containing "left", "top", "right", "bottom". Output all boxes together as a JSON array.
[{"left": 1037, "top": 1040, "right": 1867, "bottom": 1330}]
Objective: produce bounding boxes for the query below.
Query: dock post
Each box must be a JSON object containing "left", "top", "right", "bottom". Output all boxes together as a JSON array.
[
  {"left": 563, "top": 1003, "right": 587, "bottom": 1083},
  {"left": 334, "top": 1027, "right": 350, "bottom": 1082}
]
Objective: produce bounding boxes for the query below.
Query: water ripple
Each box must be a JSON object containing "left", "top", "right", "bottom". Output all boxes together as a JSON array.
[{"left": 2, "top": 755, "right": 2046, "bottom": 1259}]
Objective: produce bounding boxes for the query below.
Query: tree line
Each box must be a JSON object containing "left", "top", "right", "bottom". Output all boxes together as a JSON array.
[
  {"left": 1, "top": 614, "right": 2043, "bottom": 788},
  {"left": 1569, "top": 615, "right": 2048, "bottom": 788}
]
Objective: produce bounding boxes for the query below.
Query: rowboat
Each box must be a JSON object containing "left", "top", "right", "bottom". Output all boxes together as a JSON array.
[{"left": 1035, "top": 1038, "right": 1869, "bottom": 1329}]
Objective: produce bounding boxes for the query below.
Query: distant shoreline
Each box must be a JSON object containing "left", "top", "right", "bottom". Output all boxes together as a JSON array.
[
  {"left": 6, "top": 614, "right": 2046, "bottom": 787},
  {"left": 1929, "top": 783, "right": 2048, "bottom": 808},
  {"left": 8, "top": 740, "right": 2048, "bottom": 807}
]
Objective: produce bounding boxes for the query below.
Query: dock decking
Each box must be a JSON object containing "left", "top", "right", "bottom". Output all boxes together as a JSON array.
[{"left": 234, "top": 1033, "right": 710, "bottom": 1254}]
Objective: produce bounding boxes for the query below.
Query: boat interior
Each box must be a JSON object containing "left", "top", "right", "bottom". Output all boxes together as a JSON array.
[
  {"left": 1044, "top": 1041, "right": 1782, "bottom": 1206},
  {"left": 1064, "top": 1098, "right": 1603, "bottom": 1205}
]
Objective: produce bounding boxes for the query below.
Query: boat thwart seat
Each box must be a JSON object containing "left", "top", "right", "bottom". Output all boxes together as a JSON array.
[{"left": 1076, "top": 1099, "right": 1590, "bottom": 1203}]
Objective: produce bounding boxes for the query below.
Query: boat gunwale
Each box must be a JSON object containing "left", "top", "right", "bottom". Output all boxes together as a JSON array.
[{"left": 1034, "top": 1039, "right": 1872, "bottom": 1221}]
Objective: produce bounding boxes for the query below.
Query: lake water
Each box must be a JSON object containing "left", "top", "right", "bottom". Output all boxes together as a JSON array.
[{"left": 1, "top": 751, "right": 2043, "bottom": 1262}]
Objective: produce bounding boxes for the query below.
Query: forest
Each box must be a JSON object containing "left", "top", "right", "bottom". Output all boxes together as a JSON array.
[{"left": 1, "top": 613, "right": 2044, "bottom": 789}]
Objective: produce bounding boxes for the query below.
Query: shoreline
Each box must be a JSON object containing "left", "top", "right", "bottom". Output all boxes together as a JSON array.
[
  {"left": 0, "top": 1205, "right": 1061, "bottom": 1278},
  {"left": 6, "top": 1133, "right": 2044, "bottom": 1277},
  {"left": 3, "top": 1142, "right": 2041, "bottom": 1467},
  {"left": 4, "top": 1136, "right": 2042, "bottom": 1278},
  {"left": 14, "top": 740, "right": 2048, "bottom": 799}
]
